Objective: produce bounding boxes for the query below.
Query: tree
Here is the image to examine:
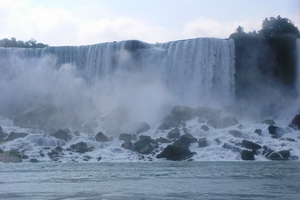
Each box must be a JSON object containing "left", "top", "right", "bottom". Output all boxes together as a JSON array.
[
  {"left": 260, "top": 16, "right": 300, "bottom": 38},
  {"left": 0, "top": 38, "right": 48, "bottom": 48}
]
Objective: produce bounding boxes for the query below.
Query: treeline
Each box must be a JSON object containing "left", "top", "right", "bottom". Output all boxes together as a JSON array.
[
  {"left": 0, "top": 37, "right": 48, "bottom": 48},
  {"left": 229, "top": 16, "right": 300, "bottom": 110}
]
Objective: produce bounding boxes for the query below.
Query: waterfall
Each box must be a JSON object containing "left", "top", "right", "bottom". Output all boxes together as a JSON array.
[{"left": 297, "top": 39, "right": 300, "bottom": 95}]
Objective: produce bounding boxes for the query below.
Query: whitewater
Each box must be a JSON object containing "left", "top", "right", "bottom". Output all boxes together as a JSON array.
[{"left": 0, "top": 38, "right": 299, "bottom": 162}]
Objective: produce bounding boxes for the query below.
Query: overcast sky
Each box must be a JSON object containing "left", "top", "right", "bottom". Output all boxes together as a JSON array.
[{"left": 0, "top": 0, "right": 299, "bottom": 46}]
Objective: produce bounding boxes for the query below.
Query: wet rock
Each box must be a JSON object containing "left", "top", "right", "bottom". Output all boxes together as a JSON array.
[
  {"left": 156, "top": 137, "right": 172, "bottom": 143},
  {"left": 214, "top": 138, "right": 221, "bottom": 145},
  {"left": 69, "top": 142, "right": 94, "bottom": 153},
  {"left": 222, "top": 143, "right": 242, "bottom": 153},
  {"left": 198, "top": 138, "right": 208, "bottom": 148},
  {"left": 47, "top": 149, "right": 61, "bottom": 159},
  {"left": 0, "top": 126, "right": 8, "bottom": 142},
  {"left": 268, "top": 125, "right": 284, "bottom": 138},
  {"left": 201, "top": 125, "right": 209, "bottom": 131},
  {"left": 198, "top": 117, "right": 206, "bottom": 123},
  {"left": 171, "top": 105, "right": 196, "bottom": 122},
  {"left": 207, "top": 117, "right": 239, "bottom": 129},
  {"left": 119, "top": 133, "right": 134, "bottom": 143},
  {"left": 5, "top": 132, "right": 28, "bottom": 141},
  {"left": 173, "top": 134, "right": 197, "bottom": 148},
  {"left": 266, "top": 150, "right": 290, "bottom": 161},
  {"left": 136, "top": 122, "right": 150, "bottom": 134},
  {"left": 228, "top": 130, "right": 243, "bottom": 138},
  {"left": 121, "top": 142, "right": 133, "bottom": 150},
  {"left": 0, "top": 150, "right": 22, "bottom": 163},
  {"left": 241, "top": 150, "right": 255, "bottom": 160},
  {"left": 167, "top": 128, "right": 180, "bottom": 139},
  {"left": 52, "top": 129, "right": 72, "bottom": 142},
  {"left": 241, "top": 140, "right": 261, "bottom": 150},
  {"left": 195, "top": 106, "right": 221, "bottom": 120},
  {"left": 29, "top": 158, "right": 39, "bottom": 163},
  {"left": 254, "top": 129, "right": 262, "bottom": 135},
  {"left": 133, "top": 136, "right": 155, "bottom": 154},
  {"left": 290, "top": 114, "right": 300, "bottom": 130},
  {"left": 95, "top": 132, "right": 109, "bottom": 142},
  {"left": 156, "top": 145, "right": 195, "bottom": 161}
]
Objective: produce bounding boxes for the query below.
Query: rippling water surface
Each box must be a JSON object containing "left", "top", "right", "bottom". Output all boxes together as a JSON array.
[{"left": 0, "top": 161, "right": 299, "bottom": 200}]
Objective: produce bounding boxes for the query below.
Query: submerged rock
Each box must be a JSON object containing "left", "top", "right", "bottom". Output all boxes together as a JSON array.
[
  {"left": 95, "top": 132, "right": 109, "bottom": 142},
  {"left": 207, "top": 116, "right": 239, "bottom": 129},
  {"left": 156, "top": 145, "right": 195, "bottom": 161},
  {"left": 241, "top": 150, "right": 255, "bottom": 160}
]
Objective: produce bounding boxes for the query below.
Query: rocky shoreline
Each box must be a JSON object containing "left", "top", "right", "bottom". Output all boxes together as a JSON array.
[{"left": 0, "top": 105, "right": 299, "bottom": 163}]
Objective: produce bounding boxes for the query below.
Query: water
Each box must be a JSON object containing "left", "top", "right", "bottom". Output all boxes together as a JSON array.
[{"left": 0, "top": 162, "right": 299, "bottom": 200}]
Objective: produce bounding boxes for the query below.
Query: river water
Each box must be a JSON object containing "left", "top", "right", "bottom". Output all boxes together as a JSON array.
[{"left": 0, "top": 161, "right": 299, "bottom": 200}]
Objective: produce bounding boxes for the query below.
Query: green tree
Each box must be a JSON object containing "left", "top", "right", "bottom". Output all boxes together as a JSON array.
[{"left": 0, "top": 38, "right": 48, "bottom": 48}]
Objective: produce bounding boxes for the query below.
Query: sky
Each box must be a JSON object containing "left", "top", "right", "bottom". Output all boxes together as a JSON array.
[{"left": 0, "top": 0, "right": 299, "bottom": 46}]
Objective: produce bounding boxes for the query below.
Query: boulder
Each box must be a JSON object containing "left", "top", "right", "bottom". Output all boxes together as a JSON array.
[
  {"left": 0, "top": 126, "right": 8, "bottom": 142},
  {"left": 133, "top": 136, "right": 155, "bottom": 154},
  {"left": 260, "top": 119, "right": 275, "bottom": 125},
  {"left": 95, "top": 132, "right": 109, "bottom": 142},
  {"left": 198, "top": 138, "right": 209, "bottom": 148},
  {"left": 156, "top": 137, "right": 172, "bottom": 143},
  {"left": 241, "top": 150, "right": 255, "bottom": 160},
  {"left": 156, "top": 145, "right": 195, "bottom": 161},
  {"left": 29, "top": 158, "right": 39, "bottom": 163},
  {"left": 254, "top": 129, "right": 262, "bottom": 135},
  {"left": 266, "top": 150, "right": 290, "bottom": 161},
  {"left": 228, "top": 130, "right": 243, "bottom": 138},
  {"left": 241, "top": 140, "right": 261, "bottom": 150},
  {"left": 268, "top": 125, "right": 284, "bottom": 138},
  {"left": 167, "top": 128, "right": 180, "bottom": 139},
  {"left": 52, "top": 129, "right": 72, "bottom": 142},
  {"left": 222, "top": 143, "right": 242, "bottom": 153},
  {"left": 201, "top": 125, "right": 209, "bottom": 131},
  {"left": 0, "top": 150, "right": 22, "bottom": 163},
  {"left": 5, "top": 132, "right": 28, "bottom": 141},
  {"left": 69, "top": 142, "right": 94, "bottom": 153},
  {"left": 119, "top": 133, "right": 134, "bottom": 143},
  {"left": 195, "top": 106, "right": 221, "bottom": 120},
  {"left": 135, "top": 122, "right": 150, "bottom": 134},
  {"left": 171, "top": 105, "right": 196, "bottom": 122},
  {"left": 207, "top": 117, "right": 239, "bottom": 129},
  {"left": 290, "top": 114, "right": 300, "bottom": 130},
  {"left": 173, "top": 134, "right": 197, "bottom": 148},
  {"left": 121, "top": 142, "right": 133, "bottom": 150}
]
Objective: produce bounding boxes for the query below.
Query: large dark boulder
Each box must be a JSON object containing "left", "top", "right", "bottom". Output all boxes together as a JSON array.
[
  {"left": 290, "top": 114, "right": 300, "bottom": 130},
  {"left": 195, "top": 106, "right": 221, "bottom": 120},
  {"left": 268, "top": 125, "right": 284, "bottom": 138},
  {"left": 241, "top": 140, "right": 261, "bottom": 150},
  {"left": 266, "top": 150, "right": 291, "bottom": 160},
  {"left": 69, "top": 142, "right": 94, "bottom": 153},
  {"left": 5, "top": 132, "right": 28, "bottom": 141},
  {"left": 241, "top": 150, "right": 255, "bottom": 160},
  {"left": 156, "top": 145, "right": 195, "bottom": 161},
  {"left": 121, "top": 142, "right": 133, "bottom": 150},
  {"left": 207, "top": 117, "right": 239, "bottom": 129},
  {"left": 95, "top": 132, "right": 109, "bottom": 142},
  {"left": 132, "top": 136, "right": 155, "bottom": 154},
  {"left": 171, "top": 105, "right": 196, "bottom": 122},
  {"left": 173, "top": 134, "right": 197, "bottom": 148},
  {"left": 52, "top": 129, "right": 72, "bottom": 142}
]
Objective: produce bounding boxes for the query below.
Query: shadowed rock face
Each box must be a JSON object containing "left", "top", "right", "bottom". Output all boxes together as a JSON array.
[{"left": 156, "top": 145, "right": 195, "bottom": 161}]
